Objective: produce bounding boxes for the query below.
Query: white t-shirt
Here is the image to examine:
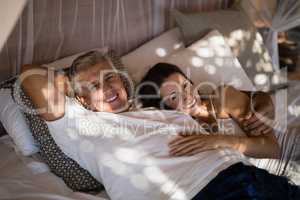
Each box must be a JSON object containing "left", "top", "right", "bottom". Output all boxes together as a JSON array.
[{"left": 46, "top": 97, "right": 250, "bottom": 200}]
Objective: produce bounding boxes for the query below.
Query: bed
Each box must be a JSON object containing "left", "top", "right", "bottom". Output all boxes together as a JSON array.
[
  {"left": 0, "top": 1, "right": 299, "bottom": 199},
  {"left": 0, "top": 134, "right": 110, "bottom": 200}
]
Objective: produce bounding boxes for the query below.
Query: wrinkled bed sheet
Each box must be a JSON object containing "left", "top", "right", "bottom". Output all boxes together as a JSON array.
[{"left": 0, "top": 135, "right": 110, "bottom": 200}]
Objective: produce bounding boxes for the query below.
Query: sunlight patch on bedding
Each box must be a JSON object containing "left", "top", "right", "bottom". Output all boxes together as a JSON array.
[
  {"left": 156, "top": 48, "right": 167, "bottom": 57},
  {"left": 198, "top": 40, "right": 209, "bottom": 47},
  {"left": 196, "top": 48, "right": 214, "bottom": 58},
  {"left": 190, "top": 57, "right": 203, "bottom": 67},
  {"left": 255, "top": 60, "right": 273, "bottom": 72},
  {"left": 204, "top": 65, "right": 216, "bottom": 75},
  {"left": 130, "top": 174, "right": 150, "bottom": 190},
  {"left": 214, "top": 46, "right": 227, "bottom": 57},
  {"left": 77, "top": 118, "right": 102, "bottom": 136},
  {"left": 231, "top": 30, "right": 244, "bottom": 41},
  {"left": 252, "top": 41, "right": 263, "bottom": 54},
  {"left": 115, "top": 148, "right": 144, "bottom": 164},
  {"left": 173, "top": 43, "right": 183, "bottom": 50},
  {"left": 228, "top": 77, "right": 242, "bottom": 88},
  {"left": 255, "top": 32, "right": 264, "bottom": 45},
  {"left": 67, "top": 128, "right": 79, "bottom": 140},
  {"left": 288, "top": 105, "right": 300, "bottom": 117},
  {"left": 227, "top": 30, "right": 251, "bottom": 54},
  {"left": 80, "top": 140, "right": 95, "bottom": 153},
  {"left": 263, "top": 51, "right": 271, "bottom": 62},
  {"left": 162, "top": 181, "right": 187, "bottom": 200},
  {"left": 272, "top": 74, "right": 280, "bottom": 84},
  {"left": 144, "top": 166, "right": 168, "bottom": 184},
  {"left": 254, "top": 74, "right": 268, "bottom": 85},
  {"left": 215, "top": 58, "right": 224, "bottom": 66},
  {"left": 227, "top": 38, "right": 238, "bottom": 47},
  {"left": 143, "top": 166, "right": 188, "bottom": 199},
  {"left": 262, "top": 63, "right": 273, "bottom": 72},
  {"left": 100, "top": 153, "right": 131, "bottom": 176},
  {"left": 209, "top": 35, "right": 225, "bottom": 45},
  {"left": 252, "top": 33, "right": 264, "bottom": 55}
]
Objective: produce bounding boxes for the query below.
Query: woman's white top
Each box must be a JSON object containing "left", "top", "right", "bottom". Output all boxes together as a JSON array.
[{"left": 46, "top": 96, "right": 250, "bottom": 200}]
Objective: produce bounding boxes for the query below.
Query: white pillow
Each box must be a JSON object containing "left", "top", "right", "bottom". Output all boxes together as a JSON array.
[
  {"left": 43, "top": 47, "right": 108, "bottom": 70},
  {"left": 122, "top": 28, "right": 184, "bottom": 83},
  {"left": 166, "top": 30, "right": 256, "bottom": 92},
  {"left": 0, "top": 88, "right": 39, "bottom": 156},
  {"left": 171, "top": 9, "right": 275, "bottom": 84}
]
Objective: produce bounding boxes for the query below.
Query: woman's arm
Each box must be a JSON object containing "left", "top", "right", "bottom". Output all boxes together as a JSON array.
[
  {"left": 242, "top": 91, "right": 275, "bottom": 136},
  {"left": 213, "top": 85, "right": 252, "bottom": 119},
  {"left": 168, "top": 133, "right": 280, "bottom": 159},
  {"left": 214, "top": 86, "right": 275, "bottom": 136}
]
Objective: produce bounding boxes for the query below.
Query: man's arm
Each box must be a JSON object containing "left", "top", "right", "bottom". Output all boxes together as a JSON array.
[{"left": 20, "top": 64, "right": 66, "bottom": 121}]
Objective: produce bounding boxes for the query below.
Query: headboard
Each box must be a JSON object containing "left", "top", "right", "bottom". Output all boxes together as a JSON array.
[{"left": 0, "top": 0, "right": 233, "bottom": 82}]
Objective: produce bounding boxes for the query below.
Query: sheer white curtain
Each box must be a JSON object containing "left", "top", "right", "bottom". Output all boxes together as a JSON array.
[
  {"left": 241, "top": 0, "right": 300, "bottom": 70},
  {"left": 0, "top": 0, "right": 230, "bottom": 82},
  {"left": 241, "top": 0, "right": 300, "bottom": 179}
]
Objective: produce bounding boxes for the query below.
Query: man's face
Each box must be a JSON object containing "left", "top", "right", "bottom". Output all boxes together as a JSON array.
[{"left": 73, "top": 60, "right": 128, "bottom": 113}]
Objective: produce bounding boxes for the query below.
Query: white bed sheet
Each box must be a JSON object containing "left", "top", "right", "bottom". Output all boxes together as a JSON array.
[{"left": 0, "top": 135, "right": 110, "bottom": 200}]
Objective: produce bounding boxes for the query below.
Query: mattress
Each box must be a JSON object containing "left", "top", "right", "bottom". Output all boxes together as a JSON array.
[{"left": 0, "top": 135, "right": 110, "bottom": 200}]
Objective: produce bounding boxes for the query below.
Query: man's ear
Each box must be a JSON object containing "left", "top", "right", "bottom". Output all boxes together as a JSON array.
[{"left": 61, "top": 76, "right": 73, "bottom": 97}]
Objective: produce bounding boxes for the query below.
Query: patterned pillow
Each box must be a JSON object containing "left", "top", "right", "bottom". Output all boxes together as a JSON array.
[
  {"left": 10, "top": 80, "right": 103, "bottom": 193},
  {"left": 0, "top": 76, "right": 17, "bottom": 137}
]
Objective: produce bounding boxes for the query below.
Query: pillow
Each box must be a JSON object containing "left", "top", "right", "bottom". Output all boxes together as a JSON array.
[
  {"left": 43, "top": 47, "right": 108, "bottom": 70},
  {"left": 0, "top": 87, "right": 39, "bottom": 156},
  {"left": 12, "top": 85, "right": 103, "bottom": 192},
  {"left": 0, "top": 77, "right": 17, "bottom": 137},
  {"left": 166, "top": 30, "right": 255, "bottom": 92},
  {"left": 172, "top": 9, "right": 275, "bottom": 90},
  {"left": 122, "top": 28, "right": 184, "bottom": 83}
]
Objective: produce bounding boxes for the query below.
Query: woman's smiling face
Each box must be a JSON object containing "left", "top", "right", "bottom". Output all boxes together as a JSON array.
[{"left": 160, "top": 73, "right": 200, "bottom": 115}]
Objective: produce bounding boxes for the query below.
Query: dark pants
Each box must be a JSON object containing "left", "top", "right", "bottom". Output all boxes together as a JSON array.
[{"left": 192, "top": 162, "right": 300, "bottom": 200}]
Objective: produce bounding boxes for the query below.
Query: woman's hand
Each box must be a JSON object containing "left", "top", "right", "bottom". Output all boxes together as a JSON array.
[
  {"left": 241, "top": 110, "right": 273, "bottom": 136},
  {"left": 168, "top": 134, "right": 239, "bottom": 156},
  {"left": 239, "top": 92, "right": 275, "bottom": 136}
]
